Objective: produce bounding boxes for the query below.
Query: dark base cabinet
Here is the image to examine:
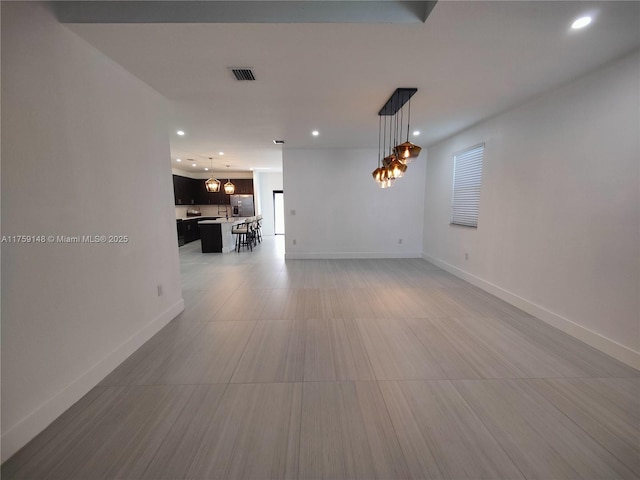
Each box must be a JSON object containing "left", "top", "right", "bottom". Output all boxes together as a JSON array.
[
  {"left": 176, "top": 220, "right": 185, "bottom": 246},
  {"left": 182, "top": 219, "right": 200, "bottom": 243},
  {"left": 177, "top": 217, "right": 222, "bottom": 246},
  {"left": 199, "top": 223, "right": 223, "bottom": 253}
]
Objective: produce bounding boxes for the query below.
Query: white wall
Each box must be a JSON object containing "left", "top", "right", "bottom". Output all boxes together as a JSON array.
[
  {"left": 283, "top": 148, "right": 426, "bottom": 258},
  {"left": 423, "top": 50, "right": 640, "bottom": 368},
  {"left": 255, "top": 172, "right": 283, "bottom": 236},
  {"left": 1, "top": 3, "right": 183, "bottom": 460}
]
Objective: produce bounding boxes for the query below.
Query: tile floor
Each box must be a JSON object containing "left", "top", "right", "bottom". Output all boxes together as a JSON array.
[{"left": 3, "top": 236, "right": 639, "bottom": 479}]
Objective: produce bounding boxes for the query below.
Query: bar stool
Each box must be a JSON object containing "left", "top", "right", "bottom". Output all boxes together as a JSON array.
[
  {"left": 231, "top": 221, "right": 252, "bottom": 252},
  {"left": 248, "top": 216, "right": 258, "bottom": 247},
  {"left": 255, "top": 214, "right": 263, "bottom": 244}
]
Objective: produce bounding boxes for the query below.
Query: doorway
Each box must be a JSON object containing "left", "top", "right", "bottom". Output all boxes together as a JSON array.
[{"left": 273, "top": 190, "right": 285, "bottom": 235}]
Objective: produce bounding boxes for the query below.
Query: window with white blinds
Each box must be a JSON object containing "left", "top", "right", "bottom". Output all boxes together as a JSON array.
[{"left": 451, "top": 143, "right": 484, "bottom": 227}]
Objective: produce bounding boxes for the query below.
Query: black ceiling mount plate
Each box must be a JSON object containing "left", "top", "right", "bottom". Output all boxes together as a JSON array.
[{"left": 378, "top": 88, "right": 417, "bottom": 116}]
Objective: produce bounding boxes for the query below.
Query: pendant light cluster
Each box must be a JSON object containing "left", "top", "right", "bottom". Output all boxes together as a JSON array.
[
  {"left": 372, "top": 88, "right": 422, "bottom": 188},
  {"left": 204, "top": 160, "right": 235, "bottom": 195}
]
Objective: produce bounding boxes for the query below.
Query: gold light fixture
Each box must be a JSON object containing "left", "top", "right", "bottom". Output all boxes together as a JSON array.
[
  {"left": 394, "top": 97, "right": 421, "bottom": 163},
  {"left": 389, "top": 157, "right": 408, "bottom": 178},
  {"left": 373, "top": 113, "right": 396, "bottom": 188},
  {"left": 223, "top": 165, "right": 235, "bottom": 194},
  {"left": 204, "top": 157, "right": 221, "bottom": 192},
  {"left": 371, "top": 88, "right": 421, "bottom": 185}
]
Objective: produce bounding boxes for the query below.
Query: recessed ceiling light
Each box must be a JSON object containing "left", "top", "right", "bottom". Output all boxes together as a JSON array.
[
  {"left": 273, "top": 140, "right": 285, "bottom": 144},
  {"left": 176, "top": 158, "right": 182, "bottom": 162},
  {"left": 312, "top": 130, "right": 319, "bottom": 136},
  {"left": 177, "top": 130, "right": 185, "bottom": 136},
  {"left": 204, "top": 168, "right": 209, "bottom": 171},
  {"left": 571, "top": 16, "right": 592, "bottom": 29},
  {"left": 192, "top": 163, "right": 196, "bottom": 167},
  {"left": 412, "top": 131, "right": 420, "bottom": 136},
  {"left": 250, "top": 168, "right": 254, "bottom": 171},
  {"left": 219, "top": 151, "right": 224, "bottom": 155}
]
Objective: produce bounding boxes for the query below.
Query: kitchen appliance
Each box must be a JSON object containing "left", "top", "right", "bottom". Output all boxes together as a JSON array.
[{"left": 230, "top": 194, "right": 254, "bottom": 217}]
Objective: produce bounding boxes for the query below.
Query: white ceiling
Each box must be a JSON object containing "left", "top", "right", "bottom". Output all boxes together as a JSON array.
[{"left": 65, "top": 1, "right": 640, "bottom": 173}]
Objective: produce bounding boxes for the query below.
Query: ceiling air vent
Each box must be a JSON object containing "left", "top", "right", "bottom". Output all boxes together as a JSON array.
[{"left": 230, "top": 68, "right": 256, "bottom": 81}]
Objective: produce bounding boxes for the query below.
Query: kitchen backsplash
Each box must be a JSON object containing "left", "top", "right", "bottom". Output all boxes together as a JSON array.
[{"left": 175, "top": 205, "right": 232, "bottom": 219}]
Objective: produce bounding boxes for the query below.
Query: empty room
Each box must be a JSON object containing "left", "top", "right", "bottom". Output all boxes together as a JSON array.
[{"left": 2, "top": 1, "right": 639, "bottom": 479}]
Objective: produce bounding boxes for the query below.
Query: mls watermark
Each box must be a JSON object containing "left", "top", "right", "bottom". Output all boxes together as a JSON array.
[{"left": 1, "top": 235, "right": 129, "bottom": 244}]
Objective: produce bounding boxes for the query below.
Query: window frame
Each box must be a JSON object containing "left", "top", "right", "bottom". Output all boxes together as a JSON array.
[{"left": 450, "top": 142, "right": 485, "bottom": 228}]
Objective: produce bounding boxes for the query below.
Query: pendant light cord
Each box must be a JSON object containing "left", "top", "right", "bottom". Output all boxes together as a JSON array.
[
  {"left": 383, "top": 112, "right": 387, "bottom": 158},
  {"left": 399, "top": 105, "right": 404, "bottom": 147},
  {"left": 408, "top": 99, "right": 411, "bottom": 139},
  {"left": 378, "top": 115, "right": 382, "bottom": 168}
]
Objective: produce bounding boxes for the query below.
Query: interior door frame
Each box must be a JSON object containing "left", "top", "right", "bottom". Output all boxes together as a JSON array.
[{"left": 273, "top": 190, "right": 284, "bottom": 235}]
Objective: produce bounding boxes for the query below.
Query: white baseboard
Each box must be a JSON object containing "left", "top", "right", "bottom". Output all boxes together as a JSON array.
[
  {"left": 285, "top": 252, "right": 422, "bottom": 260},
  {"left": 423, "top": 254, "right": 639, "bottom": 370},
  {"left": 1, "top": 299, "right": 185, "bottom": 463}
]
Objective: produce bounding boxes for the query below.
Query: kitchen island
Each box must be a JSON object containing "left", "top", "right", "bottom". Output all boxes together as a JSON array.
[{"left": 198, "top": 218, "right": 247, "bottom": 253}]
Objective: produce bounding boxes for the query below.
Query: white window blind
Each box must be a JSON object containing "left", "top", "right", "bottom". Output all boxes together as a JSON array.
[{"left": 451, "top": 143, "right": 484, "bottom": 227}]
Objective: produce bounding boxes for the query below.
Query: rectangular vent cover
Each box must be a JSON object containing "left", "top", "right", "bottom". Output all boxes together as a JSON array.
[{"left": 231, "top": 68, "right": 255, "bottom": 81}]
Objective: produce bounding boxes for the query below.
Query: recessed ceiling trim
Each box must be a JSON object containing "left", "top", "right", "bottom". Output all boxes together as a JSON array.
[{"left": 54, "top": 1, "right": 437, "bottom": 24}]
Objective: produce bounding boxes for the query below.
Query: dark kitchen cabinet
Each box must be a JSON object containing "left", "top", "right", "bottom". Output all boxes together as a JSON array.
[
  {"left": 233, "top": 179, "right": 254, "bottom": 194},
  {"left": 173, "top": 175, "right": 252, "bottom": 205},
  {"left": 182, "top": 218, "right": 200, "bottom": 243},
  {"left": 194, "top": 178, "right": 214, "bottom": 205},
  {"left": 214, "top": 191, "right": 231, "bottom": 205},
  {"left": 173, "top": 175, "right": 197, "bottom": 205}
]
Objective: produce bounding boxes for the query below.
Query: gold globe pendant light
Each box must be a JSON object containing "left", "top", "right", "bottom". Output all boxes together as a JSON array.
[
  {"left": 394, "top": 98, "right": 421, "bottom": 164},
  {"left": 204, "top": 157, "right": 221, "bottom": 192},
  {"left": 389, "top": 157, "right": 407, "bottom": 178},
  {"left": 379, "top": 166, "right": 393, "bottom": 188},
  {"left": 371, "top": 88, "right": 420, "bottom": 186}
]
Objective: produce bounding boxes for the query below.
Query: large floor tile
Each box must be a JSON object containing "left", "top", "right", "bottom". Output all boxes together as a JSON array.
[
  {"left": 527, "top": 377, "right": 640, "bottom": 475},
  {"left": 379, "top": 380, "right": 524, "bottom": 479},
  {"left": 136, "top": 321, "right": 255, "bottom": 385},
  {"left": 100, "top": 321, "right": 206, "bottom": 386},
  {"left": 143, "top": 383, "right": 301, "bottom": 480},
  {"left": 355, "top": 318, "right": 447, "bottom": 380},
  {"left": 453, "top": 379, "right": 638, "bottom": 479},
  {"left": 299, "top": 381, "right": 411, "bottom": 479},
  {"left": 7, "top": 385, "right": 196, "bottom": 480},
  {"left": 303, "top": 318, "right": 375, "bottom": 381},
  {"left": 231, "top": 320, "right": 305, "bottom": 383},
  {"left": 210, "top": 288, "right": 271, "bottom": 321}
]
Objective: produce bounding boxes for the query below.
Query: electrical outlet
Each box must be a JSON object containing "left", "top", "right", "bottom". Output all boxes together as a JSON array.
[
  {"left": 292, "top": 239, "right": 297, "bottom": 245},
  {"left": 157, "top": 284, "right": 163, "bottom": 296},
  {"left": 465, "top": 252, "right": 469, "bottom": 260},
  {"left": 398, "top": 238, "right": 403, "bottom": 244}
]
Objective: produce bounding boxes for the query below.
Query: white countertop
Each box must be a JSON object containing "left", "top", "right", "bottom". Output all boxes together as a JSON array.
[
  {"left": 177, "top": 216, "right": 220, "bottom": 221},
  {"left": 198, "top": 218, "right": 247, "bottom": 225}
]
